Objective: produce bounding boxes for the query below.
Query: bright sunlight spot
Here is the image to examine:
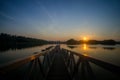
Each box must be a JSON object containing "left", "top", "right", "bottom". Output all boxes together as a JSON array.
[
  {"left": 83, "top": 44, "right": 87, "bottom": 50},
  {"left": 83, "top": 37, "right": 88, "bottom": 41}
]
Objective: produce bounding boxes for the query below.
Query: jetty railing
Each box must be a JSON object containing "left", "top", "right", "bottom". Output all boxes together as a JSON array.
[
  {"left": 61, "top": 48, "right": 120, "bottom": 80},
  {"left": 0, "top": 46, "right": 56, "bottom": 80}
]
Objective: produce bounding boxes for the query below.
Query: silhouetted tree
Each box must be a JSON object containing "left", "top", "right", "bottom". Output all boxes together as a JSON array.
[{"left": 0, "top": 33, "right": 48, "bottom": 46}]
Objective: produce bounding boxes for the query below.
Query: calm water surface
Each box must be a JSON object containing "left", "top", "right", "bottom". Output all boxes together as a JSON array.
[
  {"left": 61, "top": 44, "right": 120, "bottom": 80},
  {"left": 0, "top": 44, "right": 120, "bottom": 66},
  {"left": 0, "top": 44, "right": 55, "bottom": 65},
  {"left": 0, "top": 44, "right": 120, "bottom": 80},
  {"left": 61, "top": 44, "right": 120, "bottom": 66}
]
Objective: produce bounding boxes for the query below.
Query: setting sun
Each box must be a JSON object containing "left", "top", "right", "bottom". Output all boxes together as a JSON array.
[{"left": 83, "top": 37, "right": 88, "bottom": 41}]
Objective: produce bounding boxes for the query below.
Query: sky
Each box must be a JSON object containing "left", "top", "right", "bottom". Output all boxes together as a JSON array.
[{"left": 0, "top": 0, "right": 120, "bottom": 41}]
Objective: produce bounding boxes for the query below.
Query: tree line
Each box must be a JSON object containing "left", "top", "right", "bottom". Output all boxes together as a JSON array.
[
  {"left": 0, "top": 33, "right": 48, "bottom": 46},
  {"left": 66, "top": 39, "right": 120, "bottom": 45}
]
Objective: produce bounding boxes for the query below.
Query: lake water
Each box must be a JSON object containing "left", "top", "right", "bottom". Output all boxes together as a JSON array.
[
  {"left": 0, "top": 44, "right": 120, "bottom": 80},
  {"left": 0, "top": 44, "right": 120, "bottom": 66},
  {"left": 61, "top": 44, "right": 120, "bottom": 80},
  {"left": 61, "top": 44, "right": 120, "bottom": 66},
  {"left": 0, "top": 44, "right": 55, "bottom": 65}
]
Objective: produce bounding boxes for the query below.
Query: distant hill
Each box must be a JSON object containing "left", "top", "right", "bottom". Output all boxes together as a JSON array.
[
  {"left": 66, "top": 39, "right": 80, "bottom": 44},
  {"left": 66, "top": 39, "right": 119, "bottom": 45}
]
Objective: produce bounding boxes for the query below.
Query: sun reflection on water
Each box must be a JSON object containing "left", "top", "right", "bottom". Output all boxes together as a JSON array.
[
  {"left": 83, "top": 44, "right": 87, "bottom": 50},
  {"left": 83, "top": 44, "right": 89, "bottom": 56}
]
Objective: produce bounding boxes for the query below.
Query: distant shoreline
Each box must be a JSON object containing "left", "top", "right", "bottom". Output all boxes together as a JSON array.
[
  {"left": 0, "top": 33, "right": 49, "bottom": 45},
  {"left": 66, "top": 39, "right": 120, "bottom": 45},
  {"left": 0, "top": 33, "right": 120, "bottom": 46}
]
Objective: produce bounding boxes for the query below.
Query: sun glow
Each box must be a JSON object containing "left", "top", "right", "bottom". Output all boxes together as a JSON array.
[
  {"left": 83, "top": 37, "right": 88, "bottom": 41},
  {"left": 83, "top": 44, "right": 87, "bottom": 50}
]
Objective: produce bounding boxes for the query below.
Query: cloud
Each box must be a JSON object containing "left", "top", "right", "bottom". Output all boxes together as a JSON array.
[
  {"left": 36, "top": 0, "right": 54, "bottom": 23},
  {"left": 35, "top": 0, "right": 59, "bottom": 33},
  {"left": 0, "top": 11, "right": 15, "bottom": 21}
]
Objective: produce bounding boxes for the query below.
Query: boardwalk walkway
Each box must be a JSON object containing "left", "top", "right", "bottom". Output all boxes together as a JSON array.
[{"left": 46, "top": 48, "right": 70, "bottom": 80}]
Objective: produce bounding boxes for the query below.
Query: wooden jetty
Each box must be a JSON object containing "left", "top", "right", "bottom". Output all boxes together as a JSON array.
[{"left": 0, "top": 45, "right": 120, "bottom": 80}]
